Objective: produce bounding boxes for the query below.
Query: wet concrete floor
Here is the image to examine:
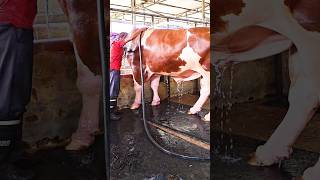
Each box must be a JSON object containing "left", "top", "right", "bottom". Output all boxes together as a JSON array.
[
  {"left": 110, "top": 100, "right": 210, "bottom": 180},
  {"left": 22, "top": 99, "right": 210, "bottom": 180},
  {"left": 212, "top": 97, "right": 320, "bottom": 180}
]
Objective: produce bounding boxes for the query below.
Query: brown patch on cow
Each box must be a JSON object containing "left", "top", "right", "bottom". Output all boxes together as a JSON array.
[
  {"left": 188, "top": 27, "right": 210, "bottom": 71},
  {"left": 144, "top": 29, "right": 187, "bottom": 73},
  {"left": 212, "top": 0, "right": 246, "bottom": 33},
  {"left": 289, "top": 0, "right": 320, "bottom": 32},
  {"left": 58, "top": 0, "right": 103, "bottom": 75},
  {"left": 285, "top": 0, "right": 300, "bottom": 11},
  {"left": 214, "top": 25, "right": 278, "bottom": 53}
]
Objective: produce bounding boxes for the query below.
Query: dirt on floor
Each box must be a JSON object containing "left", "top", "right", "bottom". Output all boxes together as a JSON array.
[
  {"left": 20, "top": 99, "right": 210, "bottom": 180},
  {"left": 110, "top": 100, "right": 210, "bottom": 180}
]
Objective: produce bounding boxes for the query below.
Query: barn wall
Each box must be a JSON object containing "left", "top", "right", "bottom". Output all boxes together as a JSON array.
[
  {"left": 118, "top": 77, "right": 196, "bottom": 109},
  {"left": 211, "top": 51, "right": 290, "bottom": 105},
  {"left": 24, "top": 49, "right": 81, "bottom": 144}
]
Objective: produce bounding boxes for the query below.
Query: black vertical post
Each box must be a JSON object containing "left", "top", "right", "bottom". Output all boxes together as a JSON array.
[{"left": 97, "top": 0, "right": 110, "bottom": 179}]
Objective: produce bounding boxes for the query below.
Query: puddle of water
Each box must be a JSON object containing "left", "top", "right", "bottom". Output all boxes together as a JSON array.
[{"left": 219, "top": 155, "right": 242, "bottom": 164}]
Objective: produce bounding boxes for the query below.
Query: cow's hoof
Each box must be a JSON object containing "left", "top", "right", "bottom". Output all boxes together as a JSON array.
[
  {"left": 248, "top": 153, "right": 268, "bottom": 166},
  {"left": 65, "top": 139, "right": 92, "bottom": 151},
  {"left": 151, "top": 100, "right": 160, "bottom": 106},
  {"left": 188, "top": 107, "right": 201, "bottom": 114},
  {"left": 203, "top": 113, "right": 210, "bottom": 121},
  {"left": 130, "top": 103, "right": 141, "bottom": 109}
]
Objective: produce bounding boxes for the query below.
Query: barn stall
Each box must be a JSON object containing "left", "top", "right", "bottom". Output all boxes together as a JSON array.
[
  {"left": 109, "top": 0, "right": 210, "bottom": 179},
  {"left": 211, "top": 16, "right": 320, "bottom": 180},
  {"left": 21, "top": 0, "right": 210, "bottom": 179}
]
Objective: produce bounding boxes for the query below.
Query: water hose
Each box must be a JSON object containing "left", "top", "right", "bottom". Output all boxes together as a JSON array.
[
  {"left": 96, "top": 0, "right": 110, "bottom": 178},
  {"left": 137, "top": 31, "right": 210, "bottom": 161}
]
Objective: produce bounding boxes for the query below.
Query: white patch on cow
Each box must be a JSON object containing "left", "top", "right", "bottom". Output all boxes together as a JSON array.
[
  {"left": 141, "top": 29, "right": 154, "bottom": 48},
  {"left": 145, "top": 64, "right": 154, "bottom": 80},
  {"left": 178, "top": 30, "right": 202, "bottom": 71},
  {"left": 220, "top": 0, "right": 274, "bottom": 33}
]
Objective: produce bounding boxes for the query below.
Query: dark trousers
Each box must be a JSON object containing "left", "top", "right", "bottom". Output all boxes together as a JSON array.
[
  {"left": 110, "top": 70, "right": 120, "bottom": 109},
  {"left": 0, "top": 23, "right": 33, "bottom": 163}
]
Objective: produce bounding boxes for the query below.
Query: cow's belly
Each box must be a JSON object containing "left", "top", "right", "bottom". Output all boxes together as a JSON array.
[{"left": 218, "top": 0, "right": 276, "bottom": 35}]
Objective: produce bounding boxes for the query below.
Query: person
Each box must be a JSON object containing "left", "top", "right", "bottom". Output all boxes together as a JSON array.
[
  {"left": 0, "top": 0, "right": 37, "bottom": 179},
  {"left": 110, "top": 32, "right": 129, "bottom": 121}
]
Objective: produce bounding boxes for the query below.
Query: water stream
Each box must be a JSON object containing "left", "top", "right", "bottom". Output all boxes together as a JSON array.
[
  {"left": 214, "top": 63, "right": 240, "bottom": 163},
  {"left": 176, "top": 81, "right": 185, "bottom": 113}
]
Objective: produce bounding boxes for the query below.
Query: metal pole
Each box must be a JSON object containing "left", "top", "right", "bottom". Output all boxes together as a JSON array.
[
  {"left": 110, "top": 8, "right": 208, "bottom": 24},
  {"left": 151, "top": 16, "right": 154, "bottom": 26},
  {"left": 97, "top": 0, "right": 110, "bottom": 179},
  {"left": 202, "top": 0, "right": 205, "bottom": 22},
  {"left": 131, "top": 0, "right": 136, "bottom": 26}
]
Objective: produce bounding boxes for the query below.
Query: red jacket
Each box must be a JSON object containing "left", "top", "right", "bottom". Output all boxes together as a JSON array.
[
  {"left": 110, "top": 40, "right": 126, "bottom": 70},
  {"left": 0, "top": 0, "right": 37, "bottom": 29}
]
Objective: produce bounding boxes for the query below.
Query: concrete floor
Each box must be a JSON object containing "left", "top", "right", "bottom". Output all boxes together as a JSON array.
[
  {"left": 21, "top": 98, "right": 210, "bottom": 180},
  {"left": 20, "top": 136, "right": 106, "bottom": 180},
  {"left": 212, "top": 97, "right": 320, "bottom": 179},
  {"left": 110, "top": 100, "right": 210, "bottom": 180}
]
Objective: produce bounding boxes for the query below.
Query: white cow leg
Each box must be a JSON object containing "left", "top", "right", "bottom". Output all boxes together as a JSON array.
[
  {"left": 188, "top": 73, "right": 210, "bottom": 120},
  {"left": 150, "top": 75, "right": 161, "bottom": 106},
  {"left": 249, "top": 78, "right": 318, "bottom": 166},
  {"left": 66, "top": 44, "right": 102, "bottom": 150},
  {"left": 131, "top": 80, "right": 142, "bottom": 109},
  {"left": 299, "top": 157, "right": 320, "bottom": 180}
]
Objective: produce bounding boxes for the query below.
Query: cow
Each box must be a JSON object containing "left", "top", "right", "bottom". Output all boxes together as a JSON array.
[
  {"left": 57, "top": 0, "right": 104, "bottom": 150},
  {"left": 213, "top": 0, "right": 320, "bottom": 179},
  {"left": 125, "top": 27, "right": 211, "bottom": 121}
]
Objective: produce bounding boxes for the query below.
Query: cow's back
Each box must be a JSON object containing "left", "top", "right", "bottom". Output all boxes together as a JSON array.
[{"left": 142, "top": 27, "right": 210, "bottom": 74}]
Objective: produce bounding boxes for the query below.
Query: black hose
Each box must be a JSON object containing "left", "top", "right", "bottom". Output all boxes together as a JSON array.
[
  {"left": 97, "top": 0, "right": 110, "bottom": 179},
  {"left": 137, "top": 32, "right": 210, "bottom": 161}
]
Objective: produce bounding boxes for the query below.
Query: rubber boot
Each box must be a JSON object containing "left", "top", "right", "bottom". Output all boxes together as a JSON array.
[
  {"left": 110, "top": 99, "right": 121, "bottom": 121},
  {"left": 110, "top": 108, "right": 121, "bottom": 121},
  {"left": 0, "top": 118, "right": 35, "bottom": 180}
]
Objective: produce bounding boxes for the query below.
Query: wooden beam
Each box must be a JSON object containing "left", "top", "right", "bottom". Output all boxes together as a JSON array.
[{"left": 148, "top": 121, "right": 210, "bottom": 150}]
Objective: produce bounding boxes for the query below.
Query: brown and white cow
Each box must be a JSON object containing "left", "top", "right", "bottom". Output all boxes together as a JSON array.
[
  {"left": 213, "top": 0, "right": 320, "bottom": 179},
  {"left": 125, "top": 27, "right": 211, "bottom": 121},
  {"left": 57, "top": 0, "right": 104, "bottom": 150}
]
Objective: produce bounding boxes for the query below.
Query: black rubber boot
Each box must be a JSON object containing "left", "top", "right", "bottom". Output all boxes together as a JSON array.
[
  {"left": 110, "top": 108, "right": 121, "bottom": 121},
  {"left": 110, "top": 98, "right": 121, "bottom": 121},
  {"left": 0, "top": 120, "right": 35, "bottom": 180}
]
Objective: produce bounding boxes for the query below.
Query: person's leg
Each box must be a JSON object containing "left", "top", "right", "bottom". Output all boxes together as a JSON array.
[
  {"left": 110, "top": 70, "right": 121, "bottom": 120},
  {"left": 0, "top": 24, "right": 35, "bottom": 179}
]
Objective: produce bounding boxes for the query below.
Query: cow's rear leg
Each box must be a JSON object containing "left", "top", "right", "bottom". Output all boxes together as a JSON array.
[
  {"left": 66, "top": 45, "right": 101, "bottom": 150},
  {"left": 248, "top": 77, "right": 318, "bottom": 166},
  {"left": 299, "top": 157, "right": 320, "bottom": 180},
  {"left": 188, "top": 71, "right": 210, "bottom": 117},
  {"left": 150, "top": 75, "right": 161, "bottom": 106},
  {"left": 131, "top": 79, "right": 142, "bottom": 109}
]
